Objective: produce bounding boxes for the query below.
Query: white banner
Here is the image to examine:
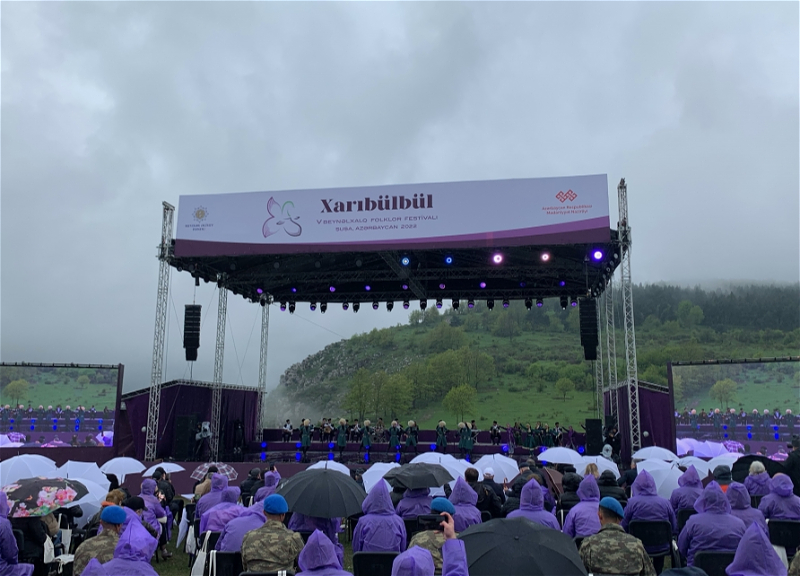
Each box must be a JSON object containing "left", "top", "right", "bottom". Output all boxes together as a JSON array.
[{"left": 174, "top": 174, "right": 610, "bottom": 256}]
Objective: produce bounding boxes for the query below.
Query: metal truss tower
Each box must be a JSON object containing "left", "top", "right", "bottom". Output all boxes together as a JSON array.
[
  {"left": 618, "top": 178, "right": 641, "bottom": 451},
  {"left": 210, "top": 284, "right": 227, "bottom": 460},
  {"left": 595, "top": 300, "right": 604, "bottom": 417},
  {"left": 255, "top": 300, "right": 270, "bottom": 431},
  {"left": 605, "top": 279, "right": 619, "bottom": 422},
  {"left": 145, "top": 202, "right": 175, "bottom": 462}
]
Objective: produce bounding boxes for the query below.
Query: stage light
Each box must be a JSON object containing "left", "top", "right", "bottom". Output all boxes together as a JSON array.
[
  {"left": 386, "top": 302, "right": 394, "bottom": 312},
  {"left": 430, "top": 444, "right": 437, "bottom": 451},
  {"left": 492, "top": 253, "right": 503, "bottom": 264},
  {"left": 436, "top": 299, "right": 443, "bottom": 309},
  {"left": 401, "top": 256, "right": 410, "bottom": 266},
  {"left": 364, "top": 452, "right": 370, "bottom": 463},
  {"left": 353, "top": 302, "right": 360, "bottom": 313},
  {"left": 452, "top": 300, "right": 459, "bottom": 310},
  {"left": 570, "top": 297, "right": 578, "bottom": 307},
  {"left": 342, "top": 302, "right": 349, "bottom": 311},
  {"left": 502, "top": 298, "right": 510, "bottom": 308},
  {"left": 260, "top": 299, "right": 267, "bottom": 307},
  {"left": 445, "top": 256, "right": 453, "bottom": 265},
  {"left": 774, "top": 426, "right": 779, "bottom": 431},
  {"left": 296, "top": 442, "right": 302, "bottom": 449},
  {"left": 465, "top": 453, "right": 471, "bottom": 463},
  {"left": 519, "top": 282, "right": 527, "bottom": 288},
  {"left": 541, "top": 252, "right": 551, "bottom": 262},
  {"left": 291, "top": 287, "right": 298, "bottom": 293},
  {"left": 280, "top": 302, "right": 287, "bottom": 311},
  {"left": 724, "top": 434, "right": 729, "bottom": 439},
  {"left": 320, "top": 302, "right": 327, "bottom": 314},
  {"left": 295, "top": 452, "right": 302, "bottom": 462},
  {"left": 775, "top": 433, "right": 781, "bottom": 440},
  {"left": 480, "top": 282, "right": 487, "bottom": 289},
  {"left": 487, "top": 299, "right": 495, "bottom": 310},
  {"left": 329, "top": 286, "right": 336, "bottom": 293},
  {"left": 289, "top": 302, "right": 296, "bottom": 314},
  {"left": 468, "top": 300, "right": 475, "bottom": 308},
  {"left": 559, "top": 280, "right": 566, "bottom": 287},
  {"left": 53, "top": 425, "right": 57, "bottom": 431},
  {"left": 257, "top": 288, "right": 263, "bottom": 294},
  {"left": 402, "top": 284, "right": 409, "bottom": 291},
  {"left": 310, "top": 302, "right": 317, "bottom": 311},
  {"left": 365, "top": 285, "right": 371, "bottom": 291},
  {"left": 261, "top": 442, "right": 267, "bottom": 448},
  {"left": 372, "top": 301, "right": 379, "bottom": 310},
  {"left": 560, "top": 296, "right": 568, "bottom": 310},
  {"left": 98, "top": 425, "right": 103, "bottom": 431},
  {"left": 30, "top": 424, "right": 34, "bottom": 431},
  {"left": 420, "top": 300, "right": 427, "bottom": 310},
  {"left": 577, "top": 445, "right": 585, "bottom": 454},
  {"left": 439, "top": 283, "right": 446, "bottom": 290},
  {"left": 592, "top": 249, "right": 604, "bottom": 261},
  {"left": 536, "top": 298, "right": 544, "bottom": 308},
  {"left": 525, "top": 298, "right": 532, "bottom": 310},
  {"left": 395, "top": 452, "right": 402, "bottom": 462},
  {"left": 723, "top": 425, "right": 727, "bottom": 430},
  {"left": 328, "top": 452, "right": 335, "bottom": 460},
  {"left": 501, "top": 444, "right": 509, "bottom": 453},
  {"left": 403, "top": 301, "right": 410, "bottom": 309},
  {"left": 328, "top": 443, "right": 335, "bottom": 450},
  {"left": 748, "top": 433, "right": 753, "bottom": 439},
  {"left": 261, "top": 452, "right": 267, "bottom": 461}
]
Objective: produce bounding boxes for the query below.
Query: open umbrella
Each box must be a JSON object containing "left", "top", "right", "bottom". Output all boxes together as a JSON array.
[
  {"left": 731, "top": 455, "right": 785, "bottom": 483},
  {"left": 0, "top": 455, "right": 57, "bottom": 487},
  {"left": 707, "top": 454, "right": 741, "bottom": 471},
  {"left": 384, "top": 463, "right": 454, "bottom": 490},
  {"left": 308, "top": 460, "right": 351, "bottom": 476},
  {"left": 189, "top": 462, "right": 238, "bottom": 481},
  {"left": 55, "top": 461, "right": 110, "bottom": 490},
  {"left": 538, "top": 447, "right": 584, "bottom": 467},
  {"left": 694, "top": 441, "right": 729, "bottom": 458},
  {"left": 459, "top": 517, "right": 587, "bottom": 575},
  {"left": 361, "top": 462, "right": 400, "bottom": 493},
  {"left": 580, "top": 456, "right": 620, "bottom": 479},
  {"left": 277, "top": 468, "right": 365, "bottom": 518},
  {"left": 636, "top": 459, "right": 673, "bottom": 476},
  {"left": 142, "top": 462, "right": 185, "bottom": 476},
  {"left": 632, "top": 446, "right": 679, "bottom": 462},
  {"left": 2, "top": 477, "right": 89, "bottom": 517},
  {"left": 100, "top": 457, "right": 145, "bottom": 484},
  {"left": 677, "top": 456, "right": 711, "bottom": 477},
  {"left": 473, "top": 454, "right": 519, "bottom": 484},
  {"left": 676, "top": 438, "right": 693, "bottom": 456},
  {"left": 648, "top": 466, "right": 684, "bottom": 500}
]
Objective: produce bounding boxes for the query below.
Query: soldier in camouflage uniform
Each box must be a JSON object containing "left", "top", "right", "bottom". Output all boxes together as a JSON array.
[
  {"left": 72, "top": 505, "right": 126, "bottom": 576},
  {"left": 406, "top": 497, "right": 455, "bottom": 575},
  {"left": 579, "top": 497, "right": 656, "bottom": 576},
  {"left": 241, "top": 495, "right": 304, "bottom": 574}
]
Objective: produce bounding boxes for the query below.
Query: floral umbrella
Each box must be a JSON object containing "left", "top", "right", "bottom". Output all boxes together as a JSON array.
[
  {"left": 1, "top": 477, "right": 88, "bottom": 517},
  {"left": 190, "top": 462, "right": 238, "bottom": 481}
]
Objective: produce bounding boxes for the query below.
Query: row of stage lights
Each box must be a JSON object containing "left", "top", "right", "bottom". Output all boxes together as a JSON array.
[
  {"left": 278, "top": 295, "right": 580, "bottom": 314},
  {"left": 398, "top": 249, "right": 605, "bottom": 268}
]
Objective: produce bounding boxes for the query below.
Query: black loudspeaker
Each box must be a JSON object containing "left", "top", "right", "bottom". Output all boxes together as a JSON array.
[
  {"left": 173, "top": 414, "right": 198, "bottom": 460},
  {"left": 579, "top": 298, "right": 598, "bottom": 360},
  {"left": 184, "top": 304, "right": 201, "bottom": 361},
  {"left": 585, "top": 418, "right": 603, "bottom": 456}
]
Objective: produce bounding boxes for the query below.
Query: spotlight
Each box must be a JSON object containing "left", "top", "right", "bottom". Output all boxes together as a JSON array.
[
  {"left": 420, "top": 300, "right": 427, "bottom": 310},
  {"left": 592, "top": 249, "right": 604, "bottom": 261},
  {"left": 291, "top": 287, "right": 298, "bottom": 293},
  {"left": 372, "top": 301, "right": 379, "bottom": 310},
  {"left": 320, "top": 302, "right": 327, "bottom": 313},
  {"left": 559, "top": 280, "right": 566, "bottom": 287},
  {"left": 487, "top": 299, "right": 495, "bottom": 310},
  {"left": 261, "top": 442, "right": 267, "bottom": 448},
  {"left": 355, "top": 259, "right": 363, "bottom": 267},
  {"left": 525, "top": 298, "right": 532, "bottom": 310},
  {"left": 452, "top": 300, "right": 460, "bottom": 310},
  {"left": 519, "top": 282, "right": 527, "bottom": 288},
  {"left": 342, "top": 302, "right": 349, "bottom": 311},
  {"left": 479, "top": 282, "right": 487, "bottom": 289},
  {"left": 401, "top": 256, "right": 410, "bottom": 266},
  {"left": 257, "top": 288, "right": 264, "bottom": 294},
  {"left": 403, "top": 301, "right": 410, "bottom": 309},
  {"left": 468, "top": 300, "right": 475, "bottom": 308},
  {"left": 570, "top": 297, "right": 578, "bottom": 307},
  {"left": 492, "top": 253, "right": 503, "bottom": 264},
  {"left": 560, "top": 296, "right": 568, "bottom": 310},
  {"left": 289, "top": 302, "right": 296, "bottom": 314},
  {"left": 280, "top": 302, "right": 287, "bottom": 311},
  {"left": 502, "top": 298, "right": 509, "bottom": 308},
  {"left": 402, "top": 284, "right": 409, "bottom": 291},
  {"left": 436, "top": 299, "right": 443, "bottom": 309},
  {"left": 386, "top": 301, "right": 394, "bottom": 312},
  {"left": 353, "top": 302, "right": 360, "bottom": 313},
  {"left": 444, "top": 256, "right": 453, "bottom": 265},
  {"left": 536, "top": 298, "right": 544, "bottom": 307},
  {"left": 310, "top": 302, "right": 317, "bottom": 311},
  {"left": 329, "top": 286, "right": 336, "bottom": 293},
  {"left": 365, "top": 285, "right": 371, "bottom": 291},
  {"left": 540, "top": 252, "right": 551, "bottom": 262},
  {"left": 439, "top": 283, "right": 446, "bottom": 290}
]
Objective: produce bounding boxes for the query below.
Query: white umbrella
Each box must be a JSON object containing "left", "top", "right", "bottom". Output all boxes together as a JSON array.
[
  {"left": 707, "top": 454, "right": 741, "bottom": 471},
  {"left": 100, "top": 457, "right": 145, "bottom": 484},
  {"left": 538, "top": 447, "right": 584, "bottom": 466},
  {"left": 409, "top": 453, "right": 482, "bottom": 496},
  {"left": 55, "top": 461, "right": 110, "bottom": 491},
  {"left": 143, "top": 462, "right": 185, "bottom": 476},
  {"left": 410, "top": 453, "right": 461, "bottom": 466},
  {"left": 18, "top": 454, "right": 57, "bottom": 467},
  {"left": 646, "top": 467, "right": 684, "bottom": 500},
  {"left": 677, "top": 457, "right": 712, "bottom": 478},
  {"left": 362, "top": 462, "right": 400, "bottom": 493},
  {"left": 636, "top": 459, "right": 673, "bottom": 477},
  {"left": 694, "top": 441, "right": 729, "bottom": 458},
  {"left": 581, "top": 456, "right": 620, "bottom": 479},
  {"left": 676, "top": 438, "right": 694, "bottom": 456},
  {"left": 632, "top": 446, "right": 679, "bottom": 462},
  {"left": 60, "top": 477, "right": 110, "bottom": 529},
  {"left": 473, "top": 454, "right": 520, "bottom": 484},
  {"left": 0, "top": 455, "right": 57, "bottom": 487},
  {"left": 308, "top": 460, "right": 351, "bottom": 476}
]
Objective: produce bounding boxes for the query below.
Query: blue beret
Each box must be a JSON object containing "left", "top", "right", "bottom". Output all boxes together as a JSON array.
[
  {"left": 599, "top": 496, "right": 624, "bottom": 518},
  {"left": 263, "top": 494, "right": 288, "bottom": 515},
  {"left": 100, "top": 505, "right": 127, "bottom": 525},
  {"left": 430, "top": 497, "right": 456, "bottom": 516}
]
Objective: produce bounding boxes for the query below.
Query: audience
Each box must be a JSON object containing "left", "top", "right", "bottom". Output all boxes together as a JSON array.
[
  {"left": 196, "top": 473, "right": 229, "bottom": 517},
  {"left": 296, "top": 530, "right": 352, "bottom": 576},
  {"left": 352, "top": 480, "right": 406, "bottom": 553},
  {"left": 216, "top": 492, "right": 267, "bottom": 552},
  {"left": 396, "top": 488, "right": 432, "bottom": 519},
  {"left": 506, "top": 479, "right": 559, "bottom": 530},
  {"left": 0, "top": 492, "right": 34, "bottom": 576},
  {"left": 743, "top": 461, "right": 772, "bottom": 497},
  {"left": 253, "top": 470, "right": 281, "bottom": 502},
  {"left": 479, "top": 468, "right": 505, "bottom": 504},
  {"left": 80, "top": 518, "right": 159, "bottom": 576},
  {"left": 193, "top": 466, "right": 219, "bottom": 499},
  {"left": 562, "top": 475, "right": 601, "bottom": 538},
  {"left": 407, "top": 498, "right": 454, "bottom": 574},
  {"left": 465, "top": 469, "right": 501, "bottom": 519},
  {"left": 241, "top": 495, "right": 303, "bottom": 574},
  {"left": 757, "top": 473, "right": 800, "bottom": 520},
  {"left": 447, "top": 478, "right": 481, "bottom": 533},
  {"left": 670, "top": 466, "right": 704, "bottom": 513},
  {"left": 9, "top": 514, "right": 48, "bottom": 576},
  {"left": 556, "top": 472, "right": 583, "bottom": 516},
  {"left": 726, "top": 522, "right": 787, "bottom": 576},
  {"left": 392, "top": 511, "right": 467, "bottom": 576},
  {"left": 713, "top": 465, "right": 733, "bottom": 493},
  {"left": 72, "top": 505, "right": 125, "bottom": 576},
  {"left": 726, "top": 482, "right": 767, "bottom": 531},
  {"left": 200, "top": 487, "right": 242, "bottom": 532},
  {"left": 622, "top": 470, "right": 677, "bottom": 573},
  {"left": 597, "top": 469, "right": 628, "bottom": 508},
  {"left": 288, "top": 512, "right": 344, "bottom": 568},
  {"left": 239, "top": 468, "right": 263, "bottom": 504},
  {"left": 678, "top": 482, "right": 746, "bottom": 566}
]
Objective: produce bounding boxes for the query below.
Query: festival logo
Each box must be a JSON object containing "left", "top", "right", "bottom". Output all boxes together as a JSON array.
[
  {"left": 263, "top": 197, "right": 302, "bottom": 238},
  {"left": 556, "top": 190, "right": 577, "bottom": 203},
  {"left": 193, "top": 206, "right": 209, "bottom": 222}
]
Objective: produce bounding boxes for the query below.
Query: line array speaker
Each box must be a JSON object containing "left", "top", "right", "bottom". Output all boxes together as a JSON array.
[
  {"left": 585, "top": 418, "right": 603, "bottom": 456},
  {"left": 579, "top": 298, "right": 598, "bottom": 360},
  {"left": 184, "top": 304, "right": 201, "bottom": 361}
]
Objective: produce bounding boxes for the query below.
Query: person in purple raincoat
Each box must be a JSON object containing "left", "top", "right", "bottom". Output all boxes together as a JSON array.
[
  {"left": 448, "top": 478, "right": 481, "bottom": 533},
  {"left": 391, "top": 512, "right": 468, "bottom": 576},
  {"left": 215, "top": 504, "right": 265, "bottom": 552},
  {"left": 138, "top": 479, "right": 165, "bottom": 539},
  {"left": 743, "top": 461, "right": 772, "bottom": 497},
  {"left": 196, "top": 474, "right": 229, "bottom": 518},
  {"left": 200, "top": 487, "right": 242, "bottom": 533},
  {"left": 396, "top": 488, "right": 432, "bottom": 519},
  {"left": 288, "top": 513, "right": 344, "bottom": 568},
  {"left": 670, "top": 465, "right": 704, "bottom": 513},
  {"left": 296, "top": 530, "right": 352, "bottom": 576},
  {"left": 726, "top": 482, "right": 767, "bottom": 532},
  {"left": 81, "top": 517, "right": 159, "bottom": 576},
  {"left": 506, "top": 479, "right": 560, "bottom": 530},
  {"left": 758, "top": 473, "right": 800, "bottom": 520},
  {"left": 622, "top": 470, "right": 677, "bottom": 573},
  {"left": 678, "top": 482, "right": 746, "bottom": 566},
  {"left": 562, "top": 475, "right": 601, "bottom": 538},
  {"left": 253, "top": 470, "right": 281, "bottom": 503},
  {"left": 352, "top": 480, "right": 406, "bottom": 553},
  {"left": 0, "top": 492, "right": 34, "bottom": 576},
  {"left": 725, "top": 522, "right": 787, "bottom": 576}
]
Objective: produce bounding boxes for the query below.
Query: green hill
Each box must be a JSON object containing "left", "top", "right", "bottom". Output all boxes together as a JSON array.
[{"left": 264, "top": 283, "right": 800, "bottom": 429}]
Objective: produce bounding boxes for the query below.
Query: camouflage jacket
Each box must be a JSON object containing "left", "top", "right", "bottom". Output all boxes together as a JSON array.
[
  {"left": 241, "top": 519, "right": 303, "bottom": 574},
  {"left": 579, "top": 523, "right": 656, "bottom": 576},
  {"left": 790, "top": 554, "right": 800, "bottom": 576},
  {"left": 408, "top": 530, "right": 445, "bottom": 575},
  {"left": 73, "top": 529, "right": 119, "bottom": 576}
]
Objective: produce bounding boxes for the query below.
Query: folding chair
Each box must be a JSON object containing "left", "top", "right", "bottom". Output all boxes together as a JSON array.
[
  {"left": 751, "top": 495, "right": 763, "bottom": 509},
  {"left": 768, "top": 519, "right": 800, "bottom": 560},
  {"left": 480, "top": 510, "right": 492, "bottom": 523},
  {"left": 208, "top": 551, "right": 243, "bottom": 576},
  {"left": 352, "top": 552, "right": 399, "bottom": 576},
  {"left": 557, "top": 509, "right": 566, "bottom": 528},
  {"left": 238, "top": 572, "right": 294, "bottom": 576},
  {"left": 403, "top": 518, "right": 418, "bottom": 546},
  {"left": 692, "top": 551, "right": 736, "bottom": 576},
  {"left": 12, "top": 529, "right": 24, "bottom": 563},
  {"left": 627, "top": 520, "right": 680, "bottom": 569},
  {"left": 676, "top": 508, "right": 697, "bottom": 534},
  {"left": 296, "top": 531, "right": 313, "bottom": 544}
]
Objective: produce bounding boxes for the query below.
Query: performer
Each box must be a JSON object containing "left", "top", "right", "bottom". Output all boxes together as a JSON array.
[
  {"left": 436, "top": 421, "right": 448, "bottom": 454},
  {"left": 387, "top": 421, "right": 401, "bottom": 452},
  {"left": 336, "top": 418, "right": 348, "bottom": 459},
  {"left": 489, "top": 421, "right": 504, "bottom": 446},
  {"left": 787, "top": 410, "right": 797, "bottom": 438},
  {"left": 359, "top": 420, "right": 373, "bottom": 453},
  {"left": 512, "top": 421, "right": 522, "bottom": 447},
  {"left": 404, "top": 420, "right": 419, "bottom": 454},
  {"left": 322, "top": 419, "right": 333, "bottom": 444},
  {"left": 457, "top": 422, "right": 466, "bottom": 457},
  {"left": 712, "top": 409, "right": 722, "bottom": 439},
  {"left": 300, "top": 419, "right": 313, "bottom": 460},
  {"left": 727, "top": 409, "right": 737, "bottom": 440},
  {"left": 762, "top": 409, "right": 771, "bottom": 440},
  {"left": 523, "top": 423, "right": 535, "bottom": 450},
  {"left": 282, "top": 419, "right": 293, "bottom": 442},
  {"left": 463, "top": 422, "right": 475, "bottom": 461}
]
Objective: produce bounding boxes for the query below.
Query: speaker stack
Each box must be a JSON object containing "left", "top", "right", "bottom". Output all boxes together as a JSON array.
[
  {"left": 184, "top": 305, "right": 202, "bottom": 361},
  {"left": 584, "top": 418, "right": 603, "bottom": 456},
  {"left": 579, "top": 298, "right": 598, "bottom": 361}
]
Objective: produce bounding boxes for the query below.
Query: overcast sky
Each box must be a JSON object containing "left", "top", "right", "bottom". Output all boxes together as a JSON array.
[{"left": 2, "top": 2, "right": 798, "bottom": 395}]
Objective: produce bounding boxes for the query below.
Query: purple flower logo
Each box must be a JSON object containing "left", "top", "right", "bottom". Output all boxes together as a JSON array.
[{"left": 262, "top": 197, "right": 302, "bottom": 238}]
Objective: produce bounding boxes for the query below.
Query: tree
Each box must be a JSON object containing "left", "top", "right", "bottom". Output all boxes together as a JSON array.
[
  {"left": 492, "top": 313, "right": 521, "bottom": 341},
  {"left": 402, "top": 362, "right": 432, "bottom": 407},
  {"left": 424, "top": 322, "right": 468, "bottom": 353},
  {"left": 77, "top": 375, "right": 90, "bottom": 388},
  {"left": 555, "top": 377, "right": 575, "bottom": 402},
  {"left": 408, "top": 310, "right": 424, "bottom": 325},
  {"left": 709, "top": 378, "right": 738, "bottom": 410},
  {"left": 382, "top": 374, "right": 412, "bottom": 420},
  {"left": 443, "top": 384, "right": 476, "bottom": 423},
  {"left": 5, "top": 379, "right": 29, "bottom": 406},
  {"left": 343, "top": 368, "right": 371, "bottom": 422},
  {"left": 369, "top": 371, "right": 389, "bottom": 419},
  {"left": 460, "top": 347, "right": 495, "bottom": 392},
  {"left": 677, "top": 300, "right": 704, "bottom": 328},
  {"left": 427, "top": 350, "right": 467, "bottom": 396}
]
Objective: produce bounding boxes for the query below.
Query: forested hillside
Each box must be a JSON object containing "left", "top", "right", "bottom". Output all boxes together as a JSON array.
[{"left": 264, "top": 283, "right": 799, "bottom": 429}]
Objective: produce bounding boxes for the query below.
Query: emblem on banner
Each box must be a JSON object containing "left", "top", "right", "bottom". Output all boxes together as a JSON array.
[
  {"left": 193, "top": 206, "right": 209, "bottom": 222},
  {"left": 263, "top": 197, "right": 302, "bottom": 238},
  {"left": 556, "top": 190, "right": 577, "bottom": 203}
]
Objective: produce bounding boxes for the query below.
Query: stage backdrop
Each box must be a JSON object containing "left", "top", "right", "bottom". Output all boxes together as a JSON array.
[
  {"left": 121, "top": 381, "right": 259, "bottom": 461},
  {"left": 605, "top": 380, "right": 674, "bottom": 464},
  {"left": 175, "top": 174, "right": 611, "bottom": 256}
]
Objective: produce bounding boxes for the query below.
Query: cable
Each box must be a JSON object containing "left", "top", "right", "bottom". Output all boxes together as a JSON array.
[
  {"left": 283, "top": 304, "right": 347, "bottom": 339},
  {"left": 235, "top": 308, "right": 261, "bottom": 386},
  {"left": 227, "top": 314, "right": 243, "bottom": 386},
  {"left": 201, "top": 287, "right": 218, "bottom": 330}
]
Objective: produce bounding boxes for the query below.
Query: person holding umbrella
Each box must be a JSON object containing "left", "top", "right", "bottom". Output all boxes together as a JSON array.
[
  {"left": 405, "top": 420, "right": 419, "bottom": 454},
  {"left": 336, "top": 419, "right": 348, "bottom": 460},
  {"left": 0, "top": 492, "right": 34, "bottom": 576},
  {"left": 196, "top": 473, "right": 229, "bottom": 517},
  {"left": 579, "top": 497, "right": 655, "bottom": 576},
  {"left": 241, "top": 495, "right": 303, "bottom": 574}
]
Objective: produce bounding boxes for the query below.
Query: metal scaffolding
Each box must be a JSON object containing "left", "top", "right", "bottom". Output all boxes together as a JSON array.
[
  {"left": 256, "top": 300, "right": 270, "bottom": 431},
  {"left": 209, "top": 284, "right": 227, "bottom": 460},
  {"left": 145, "top": 202, "right": 175, "bottom": 461},
  {"left": 605, "top": 278, "right": 619, "bottom": 422},
  {"left": 595, "top": 298, "right": 604, "bottom": 417}
]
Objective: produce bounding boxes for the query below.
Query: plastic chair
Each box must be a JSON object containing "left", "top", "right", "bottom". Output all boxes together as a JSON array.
[
  {"left": 208, "top": 551, "right": 243, "bottom": 576},
  {"left": 692, "top": 551, "right": 736, "bottom": 576},
  {"left": 557, "top": 509, "right": 566, "bottom": 528},
  {"left": 185, "top": 503, "right": 197, "bottom": 523},
  {"left": 768, "top": 520, "right": 800, "bottom": 559},
  {"left": 12, "top": 529, "right": 24, "bottom": 562},
  {"left": 627, "top": 520, "right": 680, "bottom": 568},
  {"left": 480, "top": 510, "right": 492, "bottom": 523},
  {"left": 676, "top": 508, "right": 697, "bottom": 534},
  {"left": 751, "top": 495, "right": 763, "bottom": 509},
  {"left": 403, "top": 518, "right": 417, "bottom": 545},
  {"left": 238, "top": 572, "right": 295, "bottom": 576},
  {"left": 353, "top": 551, "right": 399, "bottom": 576},
  {"left": 297, "top": 531, "right": 313, "bottom": 544}
]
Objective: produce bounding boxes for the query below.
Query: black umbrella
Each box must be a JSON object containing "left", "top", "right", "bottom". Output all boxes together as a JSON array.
[
  {"left": 384, "top": 463, "right": 453, "bottom": 490},
  {"left": 731, "top": 455, "right": 785, "bottom": 483},
  {"left": 458, "top": 517, "right": 588, "bottom": 576},
  {"left": 277, "top": 468, "right": 365, "bottom": 518}
]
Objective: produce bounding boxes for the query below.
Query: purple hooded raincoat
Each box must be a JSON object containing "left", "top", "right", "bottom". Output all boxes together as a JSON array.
[
  {"left": 507, "top": 480, "right": 560, "bottom": 530},
  {"left": 726, "top": 483, "right": 767, "bottom": 532},
  {"left": 0, "top": 493, "right": 34, "bottom": 576},
  {"left": 562, "top": 475, "right": 601, "bottom": 538},
  {"left": 391, "top": 540, "right": 469, "bottom": 576},
  {"left": 758, "top": 474, "right": 800, "bottom": 520},
  {"left": 216, "top": 507, "right": 265, "bottom": 552},
  {"left": 352, "top": 481, "right": 406, "bottom": 553},
  {"left": 196, "top": 474, "right": 229, "bottom": 518},
  {"left": 200, "top": 487, "right": 242, "bottom": 533},
  {"left": 744, "top": 472, "right": 772, "bottom": 497},
  {"left": 82, "top": 517, "right": 159, "bottom": 576},
  {"left": 396, "top": 489, "right": 432, "bottom": 520},
  {"left": 725, "top": 522, "right": 787, "bottom": 576},
  {"left": 253, "top": 471, "right": 281, "bottom": 503},
  {"left": 670, "top": 465, "right": 704, "bottom": 513},
  {"left": 296, "top": 530, "right": 352, "bottom": 576},
  {"left": 448, "top": 478, "right": 481, "bottom": 533},
  {"left": 288, "top": 513, "right": 344, "bottom": 567},
  {"left": 622, "top": 470, "right": 677, "bottom": 552},
  {"left": 138, "top": 479, "right": 165, "bottom": 537},
  {"left": 677, "top": 482, "right": 746, "bottom": 566}
]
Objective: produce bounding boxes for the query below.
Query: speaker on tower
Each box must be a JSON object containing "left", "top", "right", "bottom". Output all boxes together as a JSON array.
[
  {"left": 579, "top": 298, "right": 598, "bottom": 360},
  {"left": 184, "top": 304, "right": 201, "bottom": 362},
  {"left": 585, "top": 418, "right": 603, "bottom": 455}
]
